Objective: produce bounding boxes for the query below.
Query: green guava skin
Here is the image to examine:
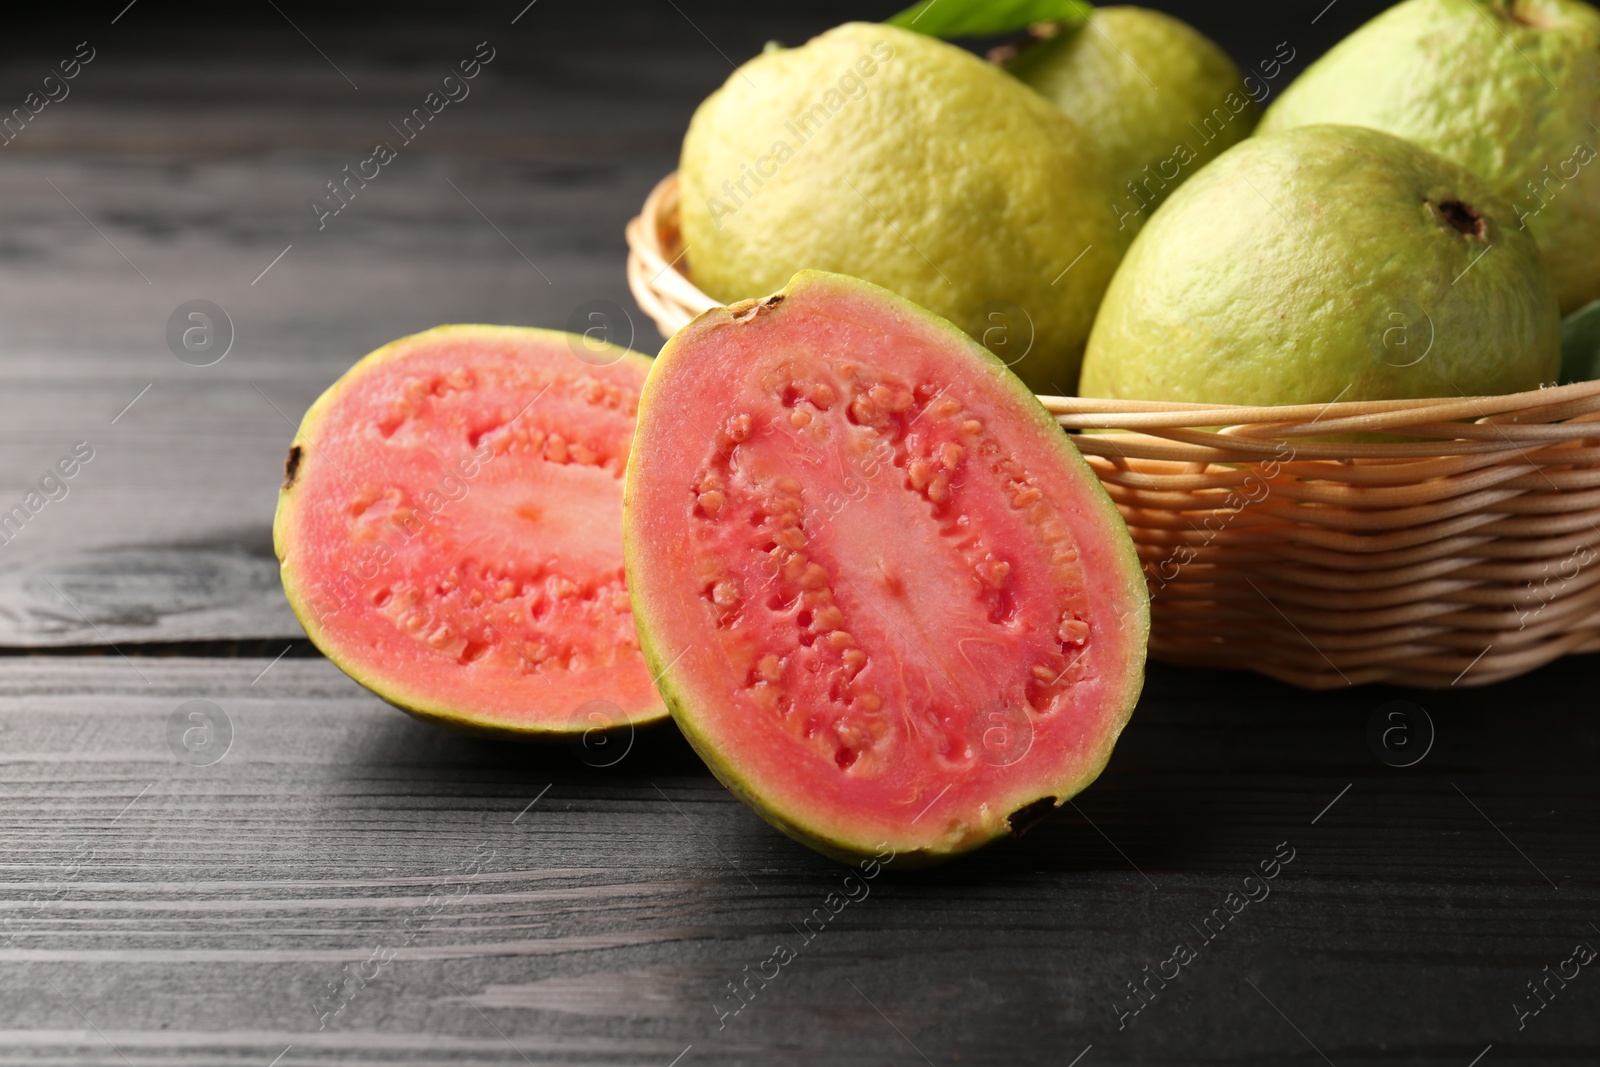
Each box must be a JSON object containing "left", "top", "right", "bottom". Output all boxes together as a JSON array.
[
  {"left": 1260, "top": 0, "right": 1600, "bottom": 315},
  {"left": 678, "top": 22, "right": 1124, "bottom": 395},
  {"left": 1562, "top": 299, "right": 1600, "bottom": 381},
  {"left": 1005, "top": 7, "right": 1259, "bottom": 237},
  {"left": 624, "top": 271, "right": 1150, "bottom": 867},
  {"left": 1078, "top": 125, "right": 1561, "bottom": 406}
]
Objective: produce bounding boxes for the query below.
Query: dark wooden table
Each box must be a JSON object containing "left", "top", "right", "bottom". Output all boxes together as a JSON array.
[{"left": 2, "top": 2, "right": 1594, "bottom": 1064}]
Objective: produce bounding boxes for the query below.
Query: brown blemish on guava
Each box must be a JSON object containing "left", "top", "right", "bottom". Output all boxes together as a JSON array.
[
  {"left": 1007, "top": 795, "right": 1057, "bottom": 836},
  {"left": 283, "top": 444, "right": 303, "bottom": 489},
  {"left": 1431, "top": 198, "right": 1487, "bottom": 240},
  {"left": 986, "top": 20, "right": 1064, "bottom": 64},
  {"left": 732, "top": 293, "right": 786, "bottom": 323},
  {"left": 1503, "top": 1, "right": 1552, "bottom": 28}
]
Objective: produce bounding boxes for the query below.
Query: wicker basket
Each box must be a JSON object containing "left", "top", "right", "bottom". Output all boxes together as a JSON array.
[{"left": 626, "top": 171, "right": 1600, "bottom": 689}]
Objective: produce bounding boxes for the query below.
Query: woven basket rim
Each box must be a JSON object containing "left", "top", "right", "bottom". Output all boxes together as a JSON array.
[
  {"left": 625, "top": 168, "right": 1598, "bottom": 431},
  {"left": 623, "top": 169, "right": 1600, "bottom": 690}
]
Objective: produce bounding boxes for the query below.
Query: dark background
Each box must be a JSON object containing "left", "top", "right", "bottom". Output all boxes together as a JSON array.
[{"left": 2, "top": 2, "right": 1597, "bottom": 1066}]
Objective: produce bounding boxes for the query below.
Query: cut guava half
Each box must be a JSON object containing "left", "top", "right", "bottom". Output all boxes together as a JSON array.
[
  {"left": 624, "top": 272, "right": 1149, "bottom": 864},
  {"left": 274, "top": 324, "right": 666, "bottom": 737}
]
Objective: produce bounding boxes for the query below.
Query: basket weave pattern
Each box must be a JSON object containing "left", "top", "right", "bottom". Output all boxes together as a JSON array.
[{"left": 626, "top": 171, "right": 1600, "bottom": 689}]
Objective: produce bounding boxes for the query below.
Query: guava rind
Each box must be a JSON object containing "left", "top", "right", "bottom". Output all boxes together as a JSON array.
[
  {"left": 1005, "top": 7, "right": 1259, "bottom": 237},
  {"left": 1562, "top": 299, "right": 1600, "bottom": 382},
  {"left": 1260, "top": 0, "right": 1600, "bottom": 315},
  {"left": 274, "top": 324, "right": 668, "bottom": 739},
  {"left": 679, "top": 22, "right": 1123, "bottom": 395},
  {"left": 1078, "top": 125, "right": 1561, "bottom": 406},
  {"left": 625, "top": 271, "right": 1150, "bottom": 865}
]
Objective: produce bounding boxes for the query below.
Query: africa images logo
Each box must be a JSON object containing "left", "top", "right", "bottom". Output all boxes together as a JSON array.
[{"left": 703, "top": 40, "right": 896, "bottom": 230}]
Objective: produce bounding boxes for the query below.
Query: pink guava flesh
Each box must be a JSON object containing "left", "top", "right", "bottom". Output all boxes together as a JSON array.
[
  {"left": 625, "top": 272, "right": 1148, "bottom": 861},
  {"left": 275, "top": 325, "right": 665, "bottom": 736}
]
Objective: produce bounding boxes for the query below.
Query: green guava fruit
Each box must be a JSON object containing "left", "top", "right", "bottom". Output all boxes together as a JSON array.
[
  {"left": 1003, "top": 7, "right": 1260, "bottom": 237},
  {"left": 678, "top": 22, "right": 1123, "bottom": 395},
  {"left": 273, "top": 325, "right": 667, "bottom": 738},
  {"left": 624, "top": 270, "right": 1149, "bottom": 865},
  {"left": 1078, "top": 125, "right": 1561, "bottom": 406},
  {"left": 1259, "top": 0, "right": 1600, "bottom": 315},
  {"left": 1562, "top": 299, "right": 1600, "bottom": 381}
]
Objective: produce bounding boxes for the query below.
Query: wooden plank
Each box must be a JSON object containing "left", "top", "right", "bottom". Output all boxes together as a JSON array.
[
  {"left": 0, "top": 142, "right": 667, "bottom": 646},
  {"left": 0, "top": 5, "right": 878, "bottom": 647},
  {"left": 2, "top": 656, "right": 1595, "bottom": 1064}
]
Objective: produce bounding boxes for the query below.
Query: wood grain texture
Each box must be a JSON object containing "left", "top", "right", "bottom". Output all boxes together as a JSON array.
[{"left": 1, "top": 655, "right": 1595, "bottom": 1065}]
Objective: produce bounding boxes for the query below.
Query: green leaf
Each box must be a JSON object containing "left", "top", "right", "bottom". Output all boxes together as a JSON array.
[
  {"left": 1560, "top": 299, "right": 1600, "bottom": 384},
  {"left": 886, "top": 0, "right": 1092, "bottom": 39}
]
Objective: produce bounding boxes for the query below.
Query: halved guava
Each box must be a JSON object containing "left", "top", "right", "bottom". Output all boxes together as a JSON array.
[
  {"left": 624, "top": 272, "right": 1149, "bottom": 864},
  {"left": 274, "top": 324, "right": 666, "bottom": 737}
]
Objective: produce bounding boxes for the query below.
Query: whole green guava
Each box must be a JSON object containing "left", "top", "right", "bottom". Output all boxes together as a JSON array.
[
  {"left": 678, "top": 22, "right": 1123, "bottom": 394},
  {"left": 1260, "top": 0, "right": 1600, "bottom": 315},
  {"left": 1004, "top": 7, "right": 1261, "bottom": 239},
  {"left": 1078, "top": 125, "right": 1561, "bottom": 406}
]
